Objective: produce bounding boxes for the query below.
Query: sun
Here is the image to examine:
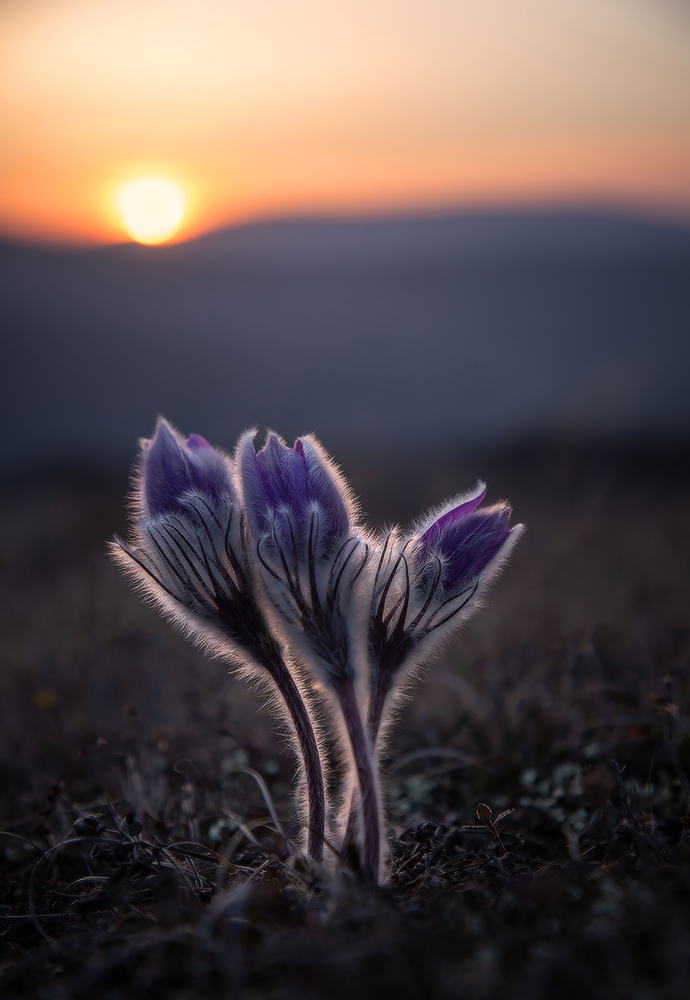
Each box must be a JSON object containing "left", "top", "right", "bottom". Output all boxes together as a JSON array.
[{"left": 115, "top": 177, "right": 186, "bottom": 244}]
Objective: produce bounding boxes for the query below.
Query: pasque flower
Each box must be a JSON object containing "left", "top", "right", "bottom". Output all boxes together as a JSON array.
[
  {"left": 367, "top": 482, "right": 524, "bottom": 746},
  {"left": 139, "top": 420, "right": 232, "bottom": 521},
  {"left": 111, "top": 418, "right": 327, "bottom": 862},
  {"left": 240, "top": 431, "right": 351, "bottom": 559},
  {"left": 237, "top": 432, "right": 367, "bottom": 676},
  {"left": 114, "top": 419, "right": 523, "bottom": 885},
  {"left": 237, "top": 431, "right": 383, "bottom": 881}
]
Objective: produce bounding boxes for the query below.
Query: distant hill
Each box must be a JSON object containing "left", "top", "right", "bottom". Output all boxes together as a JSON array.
[{"left": 2, "top": 208, "right": 690, "bottom": 479}]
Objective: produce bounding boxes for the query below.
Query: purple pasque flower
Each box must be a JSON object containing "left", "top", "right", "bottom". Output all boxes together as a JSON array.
[
  {"left": 239, "top": 430, "right": 351, "bottom": 559},
  {"left": 416, "top": 482, "right": 514, "bottom": 593},
  {"left": 139, "top": 418, "right": 232, "bottom": 520},
  {"left": 116, "top": 418, "right": 247, "bottom": 644},
  {"left": 409, "top": 483, "right": 522, "bottom": 642},
  {"left": 236, "top": 429, "right": 367, "bottom": 686},
  {"left": 238, "top": 430, "right": 384, "bottom": 881},
  {"left": 112, "top": 418, "right": 328, "bottom": 862},
  {"left": 367, "top": 482, "right": 523, "bottom": 743}
]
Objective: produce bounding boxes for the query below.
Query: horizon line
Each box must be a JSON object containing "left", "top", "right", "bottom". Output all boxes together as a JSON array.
[{"left": 2, "top": 195, "right": 690, "bottom": 253}]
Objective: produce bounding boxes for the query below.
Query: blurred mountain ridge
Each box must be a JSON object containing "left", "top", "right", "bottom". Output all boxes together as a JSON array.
[{"left": 2, "top": 207, "right": 689, "bottom": 480}]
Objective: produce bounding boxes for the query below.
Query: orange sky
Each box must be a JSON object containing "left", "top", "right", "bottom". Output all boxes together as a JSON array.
[{"left": 1, "top": 0, "right": 689, "bottom": 245}]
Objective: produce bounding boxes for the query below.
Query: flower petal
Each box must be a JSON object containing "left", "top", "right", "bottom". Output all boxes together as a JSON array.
[
  {"left": 141, "top": 419, "right": 195, "bottom": 518},
  {"left": 418, "top": 483, "right": 487, "bottom": 553},
  {"left": 431, "top": 505, "right": 513, "bottom": 591},
  {"left": 296, "top": 435, "right": 351, "bottom": 542},
  {"left": 186, "top": 437, "right": 233, "bottom": 506},
  {"left": 140, "top": 418, "right": 231, "bottom": 518},
  {"left": 257, "top": 432, "right": 309, "bottom": 513},
  {"left": 236, "top": 429, "right": 269, "bottom": 539}
]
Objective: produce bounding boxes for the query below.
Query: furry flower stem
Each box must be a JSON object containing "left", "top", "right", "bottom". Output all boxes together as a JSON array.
[
  {"left": 112, "top": 419, "right": 327, "bottom": 862},
  {"left": 253, "top": 648, "right": 326, "bottom": 862},
  {"left": 334, "top": 677, "right": 382, "bottom": 881},
  {"left": 237, "top": 430, "right": 384, "bottom": 880},
  {"left": 342, "top": 487, "right": 523, "bottom": 849}
]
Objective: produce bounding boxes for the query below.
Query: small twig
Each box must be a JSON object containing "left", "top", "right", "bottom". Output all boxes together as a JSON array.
[
  {"left": 223, "top": 815, "right": 273, "bottom": 865},
  {"left": 227, "top": 766, "right": 288, "bottom": 849},
  {"left": 460, "top": 803, "right": 515, "bottom": 856}
]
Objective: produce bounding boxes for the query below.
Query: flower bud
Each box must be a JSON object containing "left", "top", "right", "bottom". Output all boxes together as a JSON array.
[
  {"left": 237, "top": 430, "right": 351, "bottom": 555},
  {"left": 416, "top": 483, "right": 515, "bottom": 591},
  {"left": 140, "top": 418, "right": 232, "bottom": 520}
]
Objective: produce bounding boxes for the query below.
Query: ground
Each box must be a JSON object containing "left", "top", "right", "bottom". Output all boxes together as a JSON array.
[{"left": 1, "top": 440, "right": 689, "bottom": 999}]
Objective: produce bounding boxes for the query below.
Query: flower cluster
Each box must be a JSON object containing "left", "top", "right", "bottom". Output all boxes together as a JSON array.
[{"left": 113, "top": 418, "right": 523, "bottom": 882}]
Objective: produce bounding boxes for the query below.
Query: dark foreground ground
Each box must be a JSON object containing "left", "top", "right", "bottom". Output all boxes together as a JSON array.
[{"left": 1, "top": 440, "right": 689, "bottom": 999}]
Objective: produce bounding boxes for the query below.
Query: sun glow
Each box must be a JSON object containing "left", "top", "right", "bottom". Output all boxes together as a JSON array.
[
  {"left": 1, "top": 2, "right": 690, "bottom": 244},
  {"left": 115, "top": 177, "right": 186, "bottom": 244}
]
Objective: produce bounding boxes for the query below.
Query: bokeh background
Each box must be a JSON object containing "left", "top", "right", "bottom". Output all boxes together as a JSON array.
[{"left": 1, "top": 0, "right": 690, "bottom": 474}]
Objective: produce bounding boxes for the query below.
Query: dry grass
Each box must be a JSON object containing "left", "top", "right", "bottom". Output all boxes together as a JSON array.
[{"left": 1, "top": 441, "right": 690, "bottom": 999}]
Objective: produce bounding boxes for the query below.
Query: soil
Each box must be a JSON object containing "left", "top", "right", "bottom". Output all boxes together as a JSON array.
[{"left": 2, "top": 440, "right": 689, "bottom": 999}]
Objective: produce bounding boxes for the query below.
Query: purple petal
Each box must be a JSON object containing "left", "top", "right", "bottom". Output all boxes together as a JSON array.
[
  {"left": 256, "top": 433, "right": 309, "bottom": 513},
  {"left": 141, "top": 421, "right": 195, "bottom": 518},
  {"left": 418, "top": 500, "right": 513, "bottom": 592},
  {"left": 418, "top": 484, "right": 487, "bottom": 552},
  {"left": 186, "top": 434, "right": 212, "bottom": 451},
  {"left": 296, "top": 436, "right": 350, "bottom": 541},
  {"left": 238, "top": 430, "right": 354, "bottom": 550},
  {"left": 141, "top": 419, "right": 231, "bottom": 518},
  {"left": 237, "top": 430, "right": 270, "bottom": 539},
  {"left": 187, "top": 447, "right": 232, "bottom": 506}
]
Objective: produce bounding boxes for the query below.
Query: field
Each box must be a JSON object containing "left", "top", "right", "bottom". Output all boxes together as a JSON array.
[{"left": 1, "top": 440, "right": 689, "bottom": 999}]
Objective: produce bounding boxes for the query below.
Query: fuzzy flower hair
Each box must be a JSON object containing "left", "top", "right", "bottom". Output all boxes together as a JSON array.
[
  {"left": 236, "top": 429, "right": 370, "bottom": 690},
  {"left": 367, "top": 482, "right": 524, "bottom": 744},
  {"left": 113, "top": 418, "right": 524, "bottom": 884},
  {"left": 236, "top": 430, "right": 385, "bottom": 881},
  {"left": 111, "top": 418, "right": 265, "bottom": 663},
  {"left": 111, "top": 418, "right": 328, "bottom": 862}
]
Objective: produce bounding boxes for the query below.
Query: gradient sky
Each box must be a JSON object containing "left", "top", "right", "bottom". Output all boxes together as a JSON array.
[{"left": 1, "top": 0, "right": 689, "bottom": 244}]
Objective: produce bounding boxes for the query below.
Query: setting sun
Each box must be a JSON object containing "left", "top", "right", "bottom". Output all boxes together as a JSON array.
[
  {"left": 1, "top": 1, "right": 690, "bottom": 245},
  {"left": 116, "top": 177, "right": 186, "bottom": 244}
]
